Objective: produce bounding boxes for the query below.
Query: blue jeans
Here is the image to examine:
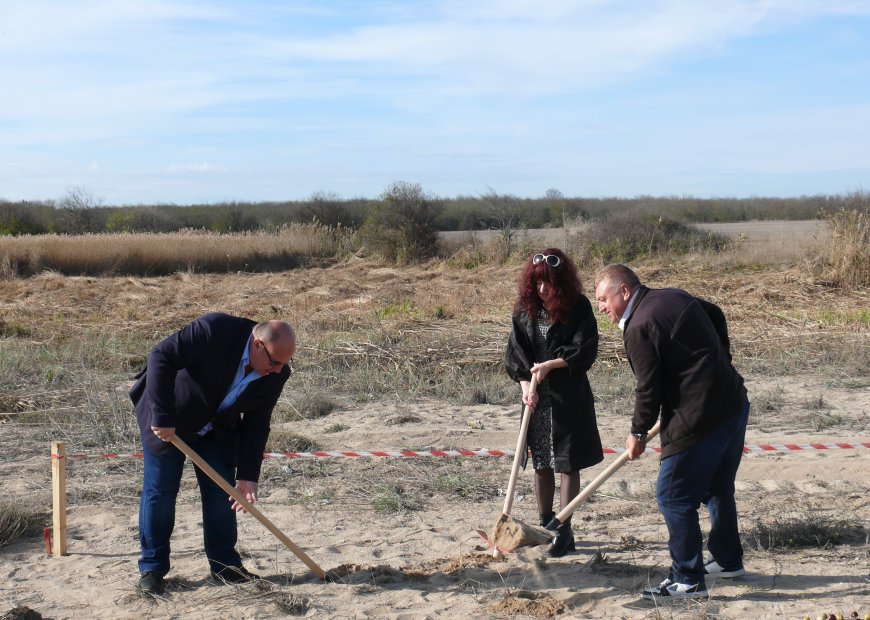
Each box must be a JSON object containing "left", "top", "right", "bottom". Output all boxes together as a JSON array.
[
  {"left": 656, "top": 397, "right": 749, "bottom": 586},
  {"left": 138, "top": 433, "right": 241, "bottom": 576}
]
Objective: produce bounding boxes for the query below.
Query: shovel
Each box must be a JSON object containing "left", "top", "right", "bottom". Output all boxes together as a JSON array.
[
  {"left": 169, "top": 434, "right": 327, "bottom": 580},
  {"left": 488, "top": 375, "right": 537, "bottom": 558},
  {"left": 485, "top": 420, "right": 662, "bottom": 553}
]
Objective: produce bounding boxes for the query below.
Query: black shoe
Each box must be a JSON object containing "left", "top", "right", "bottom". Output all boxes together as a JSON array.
[
  {"left": 138, "top": 571, "right": 164, "bottom": 594},
  {"left": 539, "top": 511, "right": 556, "bottom": 528},
  {"left": 548, "top": 522, "right": 575, "bottom": 557},
  {"left": 211, "top": 565, "right": 260, "bottom": 584}
]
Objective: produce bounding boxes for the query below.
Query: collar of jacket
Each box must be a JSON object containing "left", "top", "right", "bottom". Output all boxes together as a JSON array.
[{"left": 620, "top": 285, "right": 650, "bottom": 334}]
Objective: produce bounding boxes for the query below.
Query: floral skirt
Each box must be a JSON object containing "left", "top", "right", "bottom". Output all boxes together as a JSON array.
[{"left": 527, "top": 395, "right": 555, "bottom": 470}]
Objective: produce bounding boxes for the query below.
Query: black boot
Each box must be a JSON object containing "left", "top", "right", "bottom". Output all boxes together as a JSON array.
[
  {"left": 548, "top": 520, "right": 575, "bottom": 557},
  {"left": 539, "top": 511, "right": 556, "bottom": 528}
]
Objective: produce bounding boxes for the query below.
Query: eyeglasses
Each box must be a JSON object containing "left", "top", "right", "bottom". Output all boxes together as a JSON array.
[
  {"left": 259, "top": 341, "right": 288, "bottom": 369},
  {"left": 533, "top": 253, "right": 561, "bottom": 267}
]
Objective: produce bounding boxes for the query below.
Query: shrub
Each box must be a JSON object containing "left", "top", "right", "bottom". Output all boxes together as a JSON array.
[
  {"left": 0, "top": 501, "right": 44, "bottom": 547},
  {"left": 369, "top": 483, "right": 422, "bottom": 513},
  {"left": 293, "top": 393, "right": 337, "bottom": 419},
  {"left": 574, "top": 212, "right": 731, "bottom": 263},
  {"left": 265, "top": 430, "right": 320, "bottom": 453},
  {"left": 745, "top": 512, "right": 863, "bottom": 550},
  {"left": 813, "top": 196, "right": 870, "bottom": 289},
  {"left": 359, "top": 182, "right": 440, "bottom": 264}
]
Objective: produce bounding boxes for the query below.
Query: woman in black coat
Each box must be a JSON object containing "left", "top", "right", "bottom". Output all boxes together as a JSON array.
[{"left": 504, "top": 248, "right": 604, "bottom": 556}]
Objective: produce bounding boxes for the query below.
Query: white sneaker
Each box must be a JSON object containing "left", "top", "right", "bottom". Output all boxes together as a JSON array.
[
  {"left": 641, "top": 578, "right": 708, "bottom": 600},
  {"left": 704, "top": 559, "right": 745, "bottom": 578}
]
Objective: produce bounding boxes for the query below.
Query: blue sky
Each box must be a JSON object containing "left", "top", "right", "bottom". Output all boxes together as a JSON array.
[{"left": 2, "top": 1, "right": 870, "bottom": 205}]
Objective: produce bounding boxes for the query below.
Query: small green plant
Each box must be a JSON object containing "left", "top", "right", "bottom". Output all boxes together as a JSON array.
[
  {"left": 370, "top": 483, "right": 422, "bottom": 513},
  {"left": 804, "top": 393, "right": 826, "bottom": 410},
  {"left": 282, "top": 460, "right": 330, "bottom": 478},
  {"left": 432, "top": 472, "right": 498, "bottom": 500},
  {"left": 816, "top": 308, "right": 870, "bottom": 326},
  {"left": 324, "top": 423, "right": 349, "bottom": 433},
  {"left": 378, "top": 301, "right": 415, "bottom": 319},
  {"left": 0, "top": 319, "right": 32, "bottom": 338},
  {"left": 811, "top": 412, "right": 847, "bottom": 431}
]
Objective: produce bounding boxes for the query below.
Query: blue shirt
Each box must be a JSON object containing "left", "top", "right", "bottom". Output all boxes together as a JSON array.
[{"left": 197, "top": 335, "right": 263, "bottom": 435}]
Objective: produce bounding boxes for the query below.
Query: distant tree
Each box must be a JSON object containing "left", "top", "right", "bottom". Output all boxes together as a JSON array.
[
  {"left": 57, "top": 187, "right": 104, "bottom": 233},
  {"left": 545, "top": 188, "right": 566, "bottom": 227},
  {"left": 300, "top": 191, "right": 351, "bottom": 227},
  {"left": 211, "top": 203, "right": 258, "bottom": 233},
  {"left": 359, "top": 181, "right": 440, "bottom": 263},
  {"left": 478, "top": 188, "right": 525, "bottom": 260},
  {"left": 0, "top": 200, "right": 50, "bottom": 235},
  {"left": 104, "top": 210, "right": 135, "bottom": 233}
]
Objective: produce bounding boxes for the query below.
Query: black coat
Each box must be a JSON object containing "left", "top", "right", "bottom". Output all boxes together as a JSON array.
[
  {"left": 130, "top": 312, "right": 290, "bottom": 481},
  {"left": 504, "top": 295, "right": 604, "bottom": 472},
  {"left": 623, "top": 287, "right": 747, "bottom": 459}
]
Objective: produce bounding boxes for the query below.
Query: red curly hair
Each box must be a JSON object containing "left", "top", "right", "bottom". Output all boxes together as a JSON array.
[{"left": 514, "top": 248, "right": 583, "bottom": 324}]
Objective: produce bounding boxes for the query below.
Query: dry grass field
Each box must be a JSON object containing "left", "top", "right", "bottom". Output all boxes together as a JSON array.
[{"left": 0, "top": 221, "right": 868, "bottom": 619}]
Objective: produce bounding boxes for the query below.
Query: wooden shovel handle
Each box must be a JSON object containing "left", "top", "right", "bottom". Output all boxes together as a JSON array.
[
  {"left": 502, "top": 375, "right": 538, "bottom": 516},
  {"left": 553, "top": 421, "right": 661, "bottom": 524},
  {"left": 492, "top": 375, "right": 538, "bottom": 559},
  {"left": 169, "top": 434, "right": 326, "bottom": 580}
]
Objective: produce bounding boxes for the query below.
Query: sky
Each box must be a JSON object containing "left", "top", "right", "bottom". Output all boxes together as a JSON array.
[{"left": 2, "top": 0, "right": 870, "bottom": 205}]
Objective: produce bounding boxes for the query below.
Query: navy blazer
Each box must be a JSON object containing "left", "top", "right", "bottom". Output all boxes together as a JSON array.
[{"left": 130, "top": 312, "right": 290, "bottom": 481}]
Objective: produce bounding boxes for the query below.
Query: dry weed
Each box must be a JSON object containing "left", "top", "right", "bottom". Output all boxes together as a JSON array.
[
  {"left": 0, "top": 223, "right": 355, "bottom": 277},
  {"left": 0, "top": 500, "right": 45, "bottom": 547}
]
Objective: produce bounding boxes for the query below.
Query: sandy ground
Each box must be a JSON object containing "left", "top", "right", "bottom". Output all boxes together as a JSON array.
[
  {"left": 1, "top": 371, "right": 868, "bottom": 620},
  {"left": 0, "top": 247, "right": 867, "bottom": 619}
]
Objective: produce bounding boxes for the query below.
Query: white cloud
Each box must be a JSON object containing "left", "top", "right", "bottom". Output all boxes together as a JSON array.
[
  {"left": 166, "top": 163, "right": 229, "bottom": 174},
  {"left": 1, "top": 0, "right": 868, "bottom": 201}
]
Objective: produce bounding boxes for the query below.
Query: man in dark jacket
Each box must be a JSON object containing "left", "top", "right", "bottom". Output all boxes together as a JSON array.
[
  {"left": 130, "top": 312, "right": 295, "bottom": 594},
  {"left": 594, "top": 265, "right": 749, "bottom": 601}
]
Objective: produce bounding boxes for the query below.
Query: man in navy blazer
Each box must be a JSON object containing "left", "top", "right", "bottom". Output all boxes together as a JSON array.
[{"left": 130, "top": 312, "right": 295, "bottom": 595}]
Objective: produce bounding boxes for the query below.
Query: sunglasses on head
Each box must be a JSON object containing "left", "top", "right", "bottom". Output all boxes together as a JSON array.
[{"left": 533, "top": 253, "right": 561, "bottom": 267}]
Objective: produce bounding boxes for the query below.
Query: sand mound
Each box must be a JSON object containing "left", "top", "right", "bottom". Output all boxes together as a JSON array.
[{"left": 483, "top": 591, "right": 565, "bottom": 619}]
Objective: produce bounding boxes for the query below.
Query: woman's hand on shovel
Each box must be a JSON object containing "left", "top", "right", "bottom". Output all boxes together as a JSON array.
[
  {"left": 530, "top": 359, "right": 567, "bottom": 385},
  {"left": 230, "top": 480, "right": 259, "bottom": 512},
  {"left": 520, "top": 381, "right": 538, "bottom": 410}
]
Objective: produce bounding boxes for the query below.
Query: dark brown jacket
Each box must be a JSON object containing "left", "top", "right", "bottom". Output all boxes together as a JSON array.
[
  {"left": 505, "top": 294, "right": 604, "bottom": 472},
  {"left": 623, "top": 286, "right": 747, "bottom": 459}
]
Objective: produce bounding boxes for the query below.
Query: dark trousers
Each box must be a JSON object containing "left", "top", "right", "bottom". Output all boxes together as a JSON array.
[
  {"left": 656, "top": 398, "right": 750, "bottom": 586},
  {"left": 138, "top": 433, "right": 241, "bottom": 576}
]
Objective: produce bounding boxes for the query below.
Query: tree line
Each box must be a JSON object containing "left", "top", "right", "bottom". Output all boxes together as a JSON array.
[{"left": 0, "top": 184, "right": 846, "bottom": 238}]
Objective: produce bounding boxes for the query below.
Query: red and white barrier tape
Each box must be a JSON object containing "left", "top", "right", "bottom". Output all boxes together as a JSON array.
[{"left": 55, "top": 442, "right": 870, "bottom": 460}]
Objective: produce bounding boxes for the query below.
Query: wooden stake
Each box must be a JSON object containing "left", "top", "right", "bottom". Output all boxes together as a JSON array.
[{"left": 51, "top": 441, "right": 68, "bottom": 557}]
